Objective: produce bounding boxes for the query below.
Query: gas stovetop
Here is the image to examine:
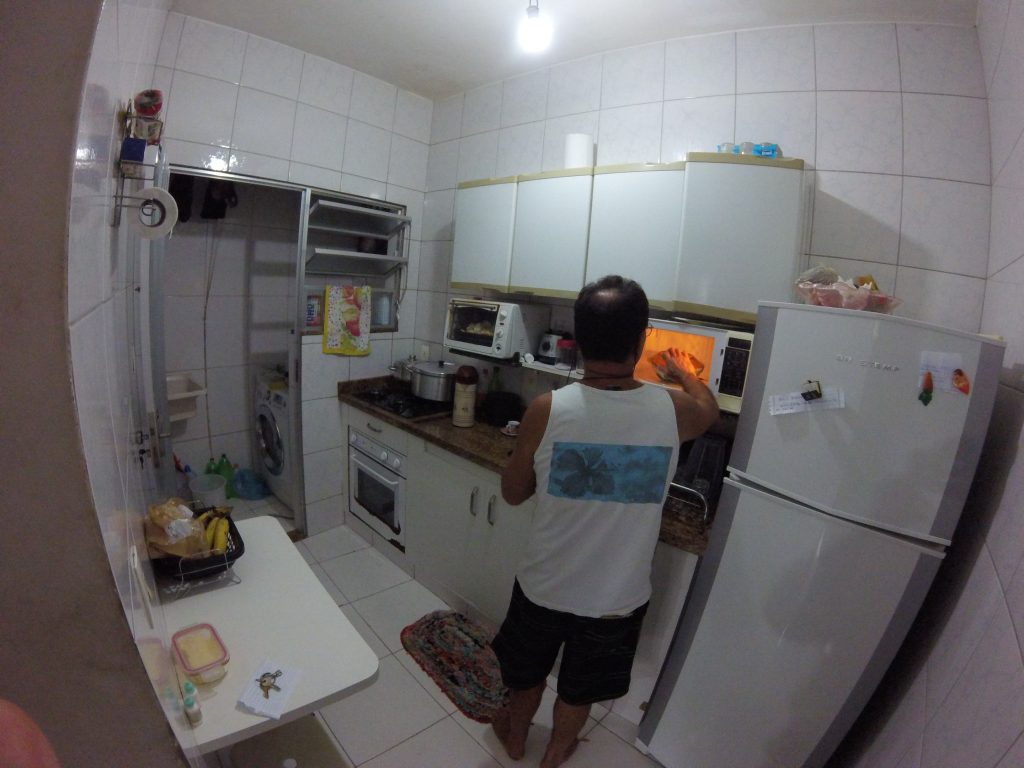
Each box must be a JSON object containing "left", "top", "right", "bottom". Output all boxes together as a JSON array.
[{"left": 352, "top": 387, "right": 452, "bottom": 421}]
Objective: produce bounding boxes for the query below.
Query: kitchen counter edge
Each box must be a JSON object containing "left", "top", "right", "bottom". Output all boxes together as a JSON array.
[{"left": 338, "top": 378, "right": 708, "bottom": 556}]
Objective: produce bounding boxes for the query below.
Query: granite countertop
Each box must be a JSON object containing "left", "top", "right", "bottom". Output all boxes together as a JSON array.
[{"left": 338, "top": 377, "right": 709, "bottom": 556}]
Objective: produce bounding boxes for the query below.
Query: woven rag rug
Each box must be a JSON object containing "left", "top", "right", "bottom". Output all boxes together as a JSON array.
[{"left": 400, "top": 610, "right": 509, "bottom": 723}]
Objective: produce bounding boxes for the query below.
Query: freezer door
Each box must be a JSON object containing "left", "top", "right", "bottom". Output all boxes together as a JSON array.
[
  {"left": 731, "top": 303, "right": 1003, "bottom": 543},
  {"left": 641, "top": 480, "right": 942, "bottom": 768}
]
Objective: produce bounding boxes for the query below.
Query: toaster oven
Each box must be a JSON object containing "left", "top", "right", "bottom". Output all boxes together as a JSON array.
[
  {"left": 634, "top": 318, "right": 753, "bottom": 414},
  {"left": 443, "top": 299, "right": 549, "bottom": 360}
]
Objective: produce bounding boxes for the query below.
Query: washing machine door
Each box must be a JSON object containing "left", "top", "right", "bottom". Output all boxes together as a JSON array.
[{"left": 255, "top": 404, "right": 285, "bottom": 476}]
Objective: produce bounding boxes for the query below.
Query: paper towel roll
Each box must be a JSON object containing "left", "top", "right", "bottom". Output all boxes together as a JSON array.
[
  {"left": 129, "top": 186, "right": 178, "bottom": 239},
  {"left": 564, "top": 133, "right": 594, "bottom": 168}
]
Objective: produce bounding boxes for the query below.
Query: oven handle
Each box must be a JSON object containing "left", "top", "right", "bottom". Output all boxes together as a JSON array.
[
  {"left": 365, "top": 422, "right": 383, "bottom": 434},
  {"left": 351, "top": 451, "right": 403, "bottom": 488}
]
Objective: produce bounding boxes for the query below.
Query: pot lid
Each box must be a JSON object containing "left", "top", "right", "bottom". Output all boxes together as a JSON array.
[{"left": 409, "top": 360, "right": 458, "bottom": 378}]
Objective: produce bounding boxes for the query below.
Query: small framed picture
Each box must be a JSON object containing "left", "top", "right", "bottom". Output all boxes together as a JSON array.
[{"left": 305, "top": 293, "right": 323, "bottom": 328}]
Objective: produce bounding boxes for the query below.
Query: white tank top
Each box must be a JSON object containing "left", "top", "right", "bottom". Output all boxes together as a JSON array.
[{"left": 516, "top": 382, "right": 680, "bottom": 617}]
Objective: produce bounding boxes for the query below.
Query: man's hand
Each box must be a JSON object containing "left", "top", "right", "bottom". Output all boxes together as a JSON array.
[{"left": 658, "top": 347, "right": 703, "bottom": 382}]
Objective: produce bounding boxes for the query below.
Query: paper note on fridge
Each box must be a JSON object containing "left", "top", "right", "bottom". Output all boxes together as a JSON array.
[
  {"left": 769, "top": 388, "right": 846, "bottom": 416},
  {"left": 919, "top": 351, "right": 964, "bottom": 394}
]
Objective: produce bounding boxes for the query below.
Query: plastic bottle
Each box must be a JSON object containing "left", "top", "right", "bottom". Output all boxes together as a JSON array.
[
  {"left": 182, "top": 680, "right": 197, "bottom": 700},
  {"left": 215, "top": 453, "right": 235, "bottom": 498},
  {"left": 204, "top": 458, "right": 218, "bottom": 475},
  {"left": 452, "top": 366, "right": 479, "bottom": 428},
  {"left": 184, "top": 695, "right": 202, "bottom": 725}
]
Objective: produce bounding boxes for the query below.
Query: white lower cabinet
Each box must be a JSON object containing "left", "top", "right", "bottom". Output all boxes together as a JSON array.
[{"left": 406, "top": 441, "right": 535, "bottom": 628}]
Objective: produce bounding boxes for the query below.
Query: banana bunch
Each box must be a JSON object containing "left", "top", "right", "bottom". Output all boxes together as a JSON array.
[{"left": 196, "top": 507, "right": 232, "bottom": 554}]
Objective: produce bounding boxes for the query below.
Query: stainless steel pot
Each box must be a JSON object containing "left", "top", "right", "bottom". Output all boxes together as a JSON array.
[
  {"left": 409, "top": 360, "right": 458, "bottom": 402},
  {"left": 388, "top": 356, "right": 414, "bottom": 382}
]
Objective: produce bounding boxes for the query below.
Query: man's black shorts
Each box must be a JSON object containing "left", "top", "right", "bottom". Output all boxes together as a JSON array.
[{"left": 491, "top": 580, "right": 648, "bottom": 706}]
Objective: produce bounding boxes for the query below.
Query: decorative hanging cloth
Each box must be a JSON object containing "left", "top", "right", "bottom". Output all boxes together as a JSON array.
[{"left": 323, "top": 285, "right": 371, "bottom": 356}]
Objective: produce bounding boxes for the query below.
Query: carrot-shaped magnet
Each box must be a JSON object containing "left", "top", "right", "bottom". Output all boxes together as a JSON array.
[{"left": 919, "top": 371, "right": 933, "bottom": 406}]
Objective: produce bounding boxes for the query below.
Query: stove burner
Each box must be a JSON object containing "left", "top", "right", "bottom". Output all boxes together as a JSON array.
[{"left": 354, "top": 388, "right": 451, "bottom": 421}]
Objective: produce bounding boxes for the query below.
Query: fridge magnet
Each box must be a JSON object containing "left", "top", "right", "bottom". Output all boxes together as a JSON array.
[
  {"left": 919, "top": 351, "right": 964, "bottom": 395},
  {"left": 918, "top": 371, "right": 933, "bottom": 406},
  {"left": 952, "top": 368, "right": 971, "bottom": 395}
]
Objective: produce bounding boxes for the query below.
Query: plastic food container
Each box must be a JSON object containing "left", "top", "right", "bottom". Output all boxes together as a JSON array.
[{"left": 172, "top": 623, "right": 230, "bottom": 684}]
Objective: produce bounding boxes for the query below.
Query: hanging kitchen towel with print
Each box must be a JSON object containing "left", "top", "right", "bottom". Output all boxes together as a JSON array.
[{"left": 323, "top": 285, "right": 371, "bottom": 356}]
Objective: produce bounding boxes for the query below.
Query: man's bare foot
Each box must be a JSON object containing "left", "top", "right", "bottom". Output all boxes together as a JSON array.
[
  {"left": 491, "top": 708, "right": 527, "bottom": 760},
  {"left": 539, "top": 737, "right": 581, "bottom": 768}
]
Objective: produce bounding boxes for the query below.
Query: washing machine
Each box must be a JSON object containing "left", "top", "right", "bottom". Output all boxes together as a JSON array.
[{"left": 253, "top": 368, "right": 297, "bottom": 513}]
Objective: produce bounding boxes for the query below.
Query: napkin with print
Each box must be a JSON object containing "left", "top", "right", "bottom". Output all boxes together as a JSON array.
[{"left": 237, "top": 658, "right": 301, "bottom": 719}]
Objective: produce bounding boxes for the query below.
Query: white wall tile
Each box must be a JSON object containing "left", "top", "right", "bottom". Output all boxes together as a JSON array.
[
  {"left": 461, "top": 82, "right": 503, "bottom": 135},
  {"left": 501, "top": 70, "right": 549, "bottom": 127},
  {"left": 350, "top": 72, "right": 397, "bottom": 130},
  {"left": 118, "top": 4, "right": 167, "bottom": 67},
  {"left": 342, "top": 119, "right": 392, "bottom": 181},
  {"left": 232, "top": 87, "right": 296, "bottom": 158},
  {"left": 810, "top": 171, "right": 902, "bottom": 263},
  {"left": 903, "top": 94, "right": 991, "bottom": 184},
  {"left": 899, "top": 177, "right": 990, "bottom": 277},
  {"left": 175, "top": 16, "right": 247, "bottom": 83},
  {"left": 241, "top": 34, "right": 304, "bottom": 99},
  {"left": 206, "top": 364, "right": 249, "bottom": 434},
  {"left": 302, "top": 345, "right": 351, "bottom": 400},
  {"left": 164, "top": 71, "right": 237, "bottom": 147},
  {"left": 290, "top": 103, "right": 347, "bottom": 171},
  {"left": 808, "top": 256, "right": 898, "bottom": 295},
  {"left": 456, "top": 131, "right": 499, "bottom": 182},
  {"left": 661, "top": 95, "right": 735, "bottom": 161},
  {"left": 289, "top": 162, "right": 341, "bottom": 191},
  {"left": 349, "top": 338, "right": 393, "bottom": 379},
  {"left": 430, "top": 93, "right": 464, "bottom": 143},
  {"left": 208, "top": 224, "right": 248, "bottom": 296},
  {"left": 496, "top": 121, "right": 545, "bottom": 177},
  {"left": 303, "top": 447, "right": 345, "bottom": 503},
  {"left": 395, "top": 291, "right": 419, "bottom": 339},
  {"left": 205, "top": 295, "right": 247, "bottom": 365},
  {"left": 427, "top": 139, "right": 460, "bottom": 191},
  {"left": 897, "top": 24, "right": 985, "bottom": 97},
  {"left": 989, "top": 137, "right": 1024, "bottom": 276},
  {"left": 164, "top": 296, "right": 206, "bottom": 370},
  {"left": 414, "top": 291, "right": 449, "bottom": 343},
  {"left": 665, "top": 33, "right": 736, "bottom": 99},
  {"left": 305, "top": 496, "right": 346, "bottom": 537},
  {"left": 394, "top": 90, "right": 433, "bottom": 143},
  {"left": 250, "top": 231, "right": 297, "bottom": 296},
  {"left": 387, "top": 135, "right": 429, "bottom": 191},
  {"left": 541, "top": 112, "right": 600, "bottom": 171},
  {"left": 547, "top": 55, "right": 603, "bottom": 118},
  {"left": 977, "top": 0, "right": 1012, "bottom": 91},
  {"left": 300, "top": 397, "right": 344, "bottom": 454},
  {"left": 597, "top": 102, "right": 663, "bottom": 165},
  {"left": 298, "top": 54, "right": 354, "bottom": 115},
  {"left": 163, "top": 225, "right": 209, "bottom": 296},
  {"left": 417, "top": 241, "right": 452, "bottom": 293},
  {"left": 814, "top": 23, "right": 900, "bottom": 92},
  {"left": 601, "top": 42, "right": 665, "bottom": 109},
  {"left": 817, "top": 92, "right": 902, "bottom": 173},
  {"left": 921, "top": 598, "right": 1024, "bottom": 768},
  {"left": 423, "top": 189, "right": 455, "bottom": 242},
  {"left": 894, "top": 266, "right": 985, "bottom": 331},
  {"left": 156, "top": 11, "right": 184, "bottom": 69},
  {"left": 162, "top": 138, "right": 230, "bottom": 171},
  {"left": 982, "top": 276, "right": 1024, "bottom": 367},
  {"left": 737, "top": 26, "right": 815, "bottom": 94},
  {"left": 987, "top": 0, "right": 1024, "bottom": 178},
  {"left": 735, "top": 92, "right": 816, "bottom": 164},
  {"left": 341, "top": 173, "right": 387, "bottom": 199},
  {"left": 228, "top": 149, "right": 290, "bottom": 181}
]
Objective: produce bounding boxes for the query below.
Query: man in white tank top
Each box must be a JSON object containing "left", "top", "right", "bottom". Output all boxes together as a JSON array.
[{"left": 491, "top": 276, "right": 720, "bottom": 767}]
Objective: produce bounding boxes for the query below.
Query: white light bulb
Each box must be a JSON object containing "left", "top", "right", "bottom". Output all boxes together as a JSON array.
[{"left": 517, "top": 4, "right": 552, "bottom": 53}]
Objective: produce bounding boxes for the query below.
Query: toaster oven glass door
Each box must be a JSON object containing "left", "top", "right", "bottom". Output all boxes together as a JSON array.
[{"left": 447, "top": 302, "right": 499, "bottom": 347}]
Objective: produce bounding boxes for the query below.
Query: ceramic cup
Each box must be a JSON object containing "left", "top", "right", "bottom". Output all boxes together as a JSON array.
[{"left": 505, "top": 420, "right": 520, "bottom": 435}]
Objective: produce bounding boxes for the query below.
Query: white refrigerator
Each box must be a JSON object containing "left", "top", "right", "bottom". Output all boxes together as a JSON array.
[{"left": 637, "top": 302, "right": 1004, "bottom": 768}]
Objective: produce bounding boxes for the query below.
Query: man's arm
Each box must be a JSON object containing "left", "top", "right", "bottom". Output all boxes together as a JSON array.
[
  {"left": 501, "top": 391, "right": 552, "bottom": 505},
  {"left": 659, "top": 348, "right": 721, "bottom": 442}
]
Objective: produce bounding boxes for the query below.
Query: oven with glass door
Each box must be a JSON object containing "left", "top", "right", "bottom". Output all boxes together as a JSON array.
[{"left": 348, "top": 428, "right": 405, "bottom": 548}]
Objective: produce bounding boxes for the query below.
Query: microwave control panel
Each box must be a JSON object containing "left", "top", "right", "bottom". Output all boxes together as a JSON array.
[{"left": 719, "top": 337, "right": 752, "bottom": 397}]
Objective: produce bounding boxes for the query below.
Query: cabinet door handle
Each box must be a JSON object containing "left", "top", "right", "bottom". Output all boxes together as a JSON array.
[
  {"left": 366, "top": 422, "right": 382, "bottom": 433},
  {"left": 487, "top": 495, "right": 496, "bottom": 526},
  {"left": 469, "top": 486, "right": 479, "bottom": 516}
]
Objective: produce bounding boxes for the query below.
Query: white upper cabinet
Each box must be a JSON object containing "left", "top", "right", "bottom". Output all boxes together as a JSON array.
[
  {"left": 676, "top": 153, "right": 805, "bottom": 323},
  {"left": 451, "top": 177, "right": 517, "bottom": 292},
  {"left": 585, "top": 164, "right": 686, "bottom": 309},
  {"left": 509, "top": 169, "right": 594, "bottom": 298}
]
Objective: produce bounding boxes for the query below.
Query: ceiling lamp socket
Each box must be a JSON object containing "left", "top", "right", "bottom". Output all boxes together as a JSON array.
[{"left": 518, "top": 0, "right": 553, "bottom": 53}]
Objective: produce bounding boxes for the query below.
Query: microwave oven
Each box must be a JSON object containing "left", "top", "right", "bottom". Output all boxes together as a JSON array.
[
  {"left": 634, "top": 318, "right": 753, "bottom": 414},
  {"left": 444, "top": 299, "right": 549, "bottom": 360}
]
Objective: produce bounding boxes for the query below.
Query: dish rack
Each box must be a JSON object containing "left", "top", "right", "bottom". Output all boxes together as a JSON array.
[{"left": 152, "top": 506, "right": 245, "bottom": 597}]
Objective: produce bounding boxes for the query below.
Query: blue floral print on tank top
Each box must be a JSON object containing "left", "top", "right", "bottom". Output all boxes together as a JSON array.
[{"left": 547, "top": 443, "right": 673, "bottom": 503}]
